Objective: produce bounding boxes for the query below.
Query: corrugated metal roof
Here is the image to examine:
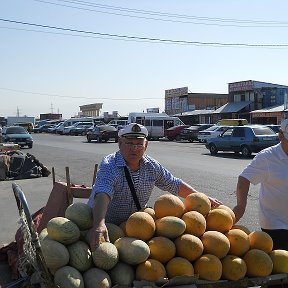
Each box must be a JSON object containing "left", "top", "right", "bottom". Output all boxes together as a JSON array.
[
  {"left": 250, "top": 104, "right": 287, "bottom": 113},
  {"left": 174, "top": 109, "right": 214, "bottom": 116},
  {"left": 213, "top": 101, "right": 252, "bottom": 113}
]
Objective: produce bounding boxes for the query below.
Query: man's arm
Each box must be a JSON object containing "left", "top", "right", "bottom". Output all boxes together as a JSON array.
[
  {"left": 90, "top": 192, "right": 111, "bottom": 251},
  {"left": 233, "top": 176, "right": 251, "bottom": 223}
]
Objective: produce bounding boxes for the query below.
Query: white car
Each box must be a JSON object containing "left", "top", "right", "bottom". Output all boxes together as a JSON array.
[{"left": 198, "top": 125, "right": 231, "bottom": 143}]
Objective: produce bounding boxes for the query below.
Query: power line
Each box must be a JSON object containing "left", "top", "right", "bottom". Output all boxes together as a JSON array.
[{"left": 1, "top": 18, "right": 288, "bottom": 48}]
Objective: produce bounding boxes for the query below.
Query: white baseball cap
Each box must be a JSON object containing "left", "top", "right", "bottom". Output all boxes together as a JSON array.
[
  {"left": 280, "top": 119, "right": 288, "bottom": 140},
  {"left": 118, "top": 123, "right": 148, "bottom": 139}
]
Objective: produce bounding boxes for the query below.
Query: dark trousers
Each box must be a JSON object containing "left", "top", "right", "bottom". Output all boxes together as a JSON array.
[{"left": 261, "top": 228, "right": 288, "bottom": 288}]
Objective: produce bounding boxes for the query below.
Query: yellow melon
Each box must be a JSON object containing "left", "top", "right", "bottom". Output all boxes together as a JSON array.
[
  {"left": 154, "top": 194, "right": 185, "bottom": 219},
  {"left": 269, "top": 250, "right": 288, "bottom": 273},
  {"left": 125, "top": 211, "right": 155, "bottom": 241},
  {"left": 148, "top": 236, "right": 176, "bottom": 263},
  {"left": 135, "top": 259, "right": 166, "bottom": 282},
  {"left": 165, "top": 257, "right": 194, "bottom": 279},
  {"left": 221, "top": 255, "right": 247, "bottom": 281},
  {"left": 224, "top": 229, "right": 250, "bottom": 256},
  {"left": 184, "top": 192, "right": 211, "bottom": 216},
  {"left": 140, "top": 207, "right": 156, "bottom": 220},
  {"left": 194, "top": 254, "right": 222, "bottom": 281},
  {"left": 216, "top": 205, "right": 236, "bottom": 224},
  {"left": 105, "top": 223, "right": 125, "bottom": 244},
  {"left": 206, "top": 209, "right": 233, "bottom": 233},
  {"left": 243, "top": 249, "right": 273, "bottom": 277},
  {"left": 200, "top": 231, "right": 230, "bottom": 259},
  {"left": 181, "top": 210, "right": 206, "bottom": 237},
  {"left": 249, "top": 231, "right": 273, "bottom": 253},
  {"left": 231, "top": 224, "right": 251, "bottom": 235},
  {"left": 155, "top": 216, "right": 186, "bottom": 239},
  {"left": 174, "top": 234, "right": 204, "bottom": 262}
]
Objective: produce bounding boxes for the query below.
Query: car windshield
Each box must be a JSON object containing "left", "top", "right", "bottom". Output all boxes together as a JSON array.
[
  {"left": 204, "top": 126, "right": 218, "bottom": 132},
  {"left": 6, "top": 127, "right": 27, "bottom": 134},
  {"left": 252, "top": 127, "right": 276, "bottom": 136},
  {"left": 99, "top": 126, "right": 116, "bottom": 131}
]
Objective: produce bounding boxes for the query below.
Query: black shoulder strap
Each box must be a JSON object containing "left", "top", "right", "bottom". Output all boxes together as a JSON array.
[{"left": 124, "top": 166, "right": 141, "bottom": 211}]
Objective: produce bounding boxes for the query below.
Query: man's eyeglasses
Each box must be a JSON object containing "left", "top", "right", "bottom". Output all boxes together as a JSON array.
[{"left": 124, "top": 142, "right": 145, "bottom": 149}]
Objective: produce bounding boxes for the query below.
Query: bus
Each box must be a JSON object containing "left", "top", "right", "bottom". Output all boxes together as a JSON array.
[{"left": 128, "top": 112, "right": 184, "bottom": 140}]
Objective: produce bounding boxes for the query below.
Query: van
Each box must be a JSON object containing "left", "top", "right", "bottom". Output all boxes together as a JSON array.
[
  {"left": 216, "top": 119, "right": 248, "bottom": 126},
  {"left": 13, "top": 122, "right": 34, "bottom": 132}
]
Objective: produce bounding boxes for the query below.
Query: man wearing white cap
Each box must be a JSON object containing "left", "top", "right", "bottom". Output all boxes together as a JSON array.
[
  {"left": 233, "top": 119, "right": 288, "bottom": 252},
  {"left": 88, "top": 123, "right": 221, "bottom": 251}
]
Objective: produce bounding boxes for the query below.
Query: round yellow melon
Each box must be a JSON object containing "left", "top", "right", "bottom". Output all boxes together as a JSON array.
[
  {"left": 83, "top": 267, "right": 111, "bottom": 288},
  {"left": 249, "top": 231, "right": 273, "bottom": 253},
  {"left": 221, "top": 255, "right": 247, "bottom": 281},
  {"left": 243, "top": 249, "right": 273, "bottom": 277},
  {"left": 174, "top": 234, "right": 204, "bottom": 262},
  {"left": 148, "top": 236, "right": 176, "bottom": 263},
  {"left": 105, "top": 223, "right": 125, "bottom": 244},
  {"left": 135, "top": 259, "right": 166, "bottom": 282},
  {"left": 231, "top": 224, "right": 251, "bottom": 235},
  {"left": 155, "top": 216, "right": 186, "bottom": 239},
  {"left": 140, "top": 207, "right": 156, "bottom": 220},
  {"left": 125, "top": 211, "right": 155, "bottom": 241},
  {"left": 165, "top": 257, "right": 194, "bottom": 279},
  {"left": 109, "top": 262, "right": 135, "bottom": 287},
  {"left": 67, "top": 240, "right": 92, "bottom": 272},
  {"left": 194, "top": 254, "right": 222, "bottom": 281},
  {"left": 114, "top": 237, "right": 150, "bottom": 265},
  {"left": 206, "top": 209, "right": 233, "bottom": 233},
  {"left": 200, "top": 231, "right": 230, "bottom": 259},
  {"left": 269, "top": 249, "right": 288, "bottom": 273},
  {"left": 181, "top": 210, "right": 206, "bottom": 237},
  {"left": 54, "top": 266, "right": 84, "bottom": 288},
  {"left": 183, "top": 192, "right": 211, "bottom": 216},
  {"left": 216, "top": 205, "right": 236, "bottom": 224},
  {"left": 154, "top": 194, "right": 185, "bottom": 219},
  {"left": 224, "top": 229, "right": 250, "bottom": 256},
  {"left": 92, "top": 242, "right": 119, "bottom": 270}
]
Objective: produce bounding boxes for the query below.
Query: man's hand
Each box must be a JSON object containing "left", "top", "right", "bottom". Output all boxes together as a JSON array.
[
  {"left": 89, "top": 224, "right": 110, "bottom": 252},
  {"left": 209, "top": 196, "right": 222, "bottom": 209}
]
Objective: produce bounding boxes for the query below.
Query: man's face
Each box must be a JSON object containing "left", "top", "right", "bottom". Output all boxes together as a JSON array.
[{"left": 119, "top": 137, "right": 148, "bottom": 163}]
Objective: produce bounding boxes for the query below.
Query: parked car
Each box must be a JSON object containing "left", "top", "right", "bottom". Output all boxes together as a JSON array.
[
  {"left": 164, "top": 125, "right": 190, "bottom": 141},
  {"left": 205, "top": 125, "right": 279, "bottom": 157},
  {"left": 63, "top": 121, "right": 94, "bottom": 135},
  {"left": 47, "top": 122, "right": 63, "bottom": 133},
  {"left": 86, "top": 125, "right": 118, "bottom": 143},
  {"left": 2, "top": 126, "right": 33, "bottom": 148},
  {"left": 180, "top": 124, "right": 214, "bottom": 142},
  {"left": 198, "top": 125, "right": 231, "bottom": 143},
  {"left": 33, "top": 123, "right": 54, "bottom": 133},
  {"left": 70, "top": 124, "right": 94, "bottom": 136},
  {"left": 265, "top": 124, "right": 281, "bottom": 134}
]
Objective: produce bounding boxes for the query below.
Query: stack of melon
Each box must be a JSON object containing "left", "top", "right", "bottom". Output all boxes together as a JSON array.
[{"left": 40, "top": 193, "right": 288, "bottom": 288}]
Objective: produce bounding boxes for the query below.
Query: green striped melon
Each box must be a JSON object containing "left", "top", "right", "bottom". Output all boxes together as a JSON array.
[
  {"left": 155, "top": 216, "right": 186, "bottom": 239},
  {"left": 92, "top": 242, "right": 119, "bottom": 270},
  {"left": 84, "top": 267, "right": 112, "bottom": 288},
  {"left": 106, "top": 223, "right": 125, "bottom": 243},
  {"left": 47, "top": 217, "right": 80, "bottom": 245},
  {"left": 38, "top": 228, "right": 49, "bottom": 242},
  {"left": 54, "top": 266, "right": 84, "bottom": 288},
  {"left": 65, "top": 202, "right": 93, "bottom": 231},
  {"left": 109, "top": 262, "right": 135, "bottom": 286},
  {"left": 67, "top": 240, "right": 92, "bottom": 272}
]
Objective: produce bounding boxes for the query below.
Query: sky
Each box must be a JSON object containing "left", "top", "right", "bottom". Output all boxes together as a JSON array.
[{"left": 1, "top": 0, "right": 288, "bottom": 119}]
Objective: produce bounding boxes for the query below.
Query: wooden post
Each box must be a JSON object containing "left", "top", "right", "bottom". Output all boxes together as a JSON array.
[
  {"left": 52, "top": 167, "right": 56, "bottom": 184},
  {"left": 65, "top": 167, "right": 73, "bottom": 205}
]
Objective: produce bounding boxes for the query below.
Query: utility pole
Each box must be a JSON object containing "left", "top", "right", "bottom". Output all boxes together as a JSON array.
[{"left": 50, "top": 103, "right": 54, "bottom": 114}]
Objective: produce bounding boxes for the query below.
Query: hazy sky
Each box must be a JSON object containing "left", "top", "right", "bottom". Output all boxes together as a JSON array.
[{"left": 1, "top": 0, "right": 288, "bottom": 119}]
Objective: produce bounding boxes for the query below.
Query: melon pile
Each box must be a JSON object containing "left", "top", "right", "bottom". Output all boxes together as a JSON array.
[{"left": 40, "top": 194, "right": 288, "bottom": 288}]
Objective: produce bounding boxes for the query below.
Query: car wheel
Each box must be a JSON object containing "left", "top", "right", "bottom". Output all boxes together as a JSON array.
[
  {"left": 241, "top": 145, "right": 251, "bottom": 158},
  {"left": 175, "top": 135, "right": 181, "bottom": 141},
  {"left": 209, "top": 143, "right": 218, "bottom": 155},
  {"left": 188, "top": 139, "right": 194, "bottom": 143},
  {"left": 200, "top": 139, "right": 206, "bottom": 143},
  {"left": 81, "top": 131, "right": 86, "bottom": 136},
  {"left": 87, "top": 136, "right": 91, "bottom": 143},
  {"left": 28, "top": 144, "right": 33, "bottom": 148},
  {"left": 167, "top": 137, "right": 173, "bottom": 141},
  {"left": 97, "top": 136, "right": 102, "bottom": 143}
]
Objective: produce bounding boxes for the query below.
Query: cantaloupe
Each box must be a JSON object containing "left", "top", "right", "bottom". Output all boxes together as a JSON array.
[
  {"left": 200, "top": 231, "right": 230, "bottom": 259},
  {"left": 165, "top": 257, "right": 194, "bottom": 279},
  {"left": 83, "top": 267, "right": 111, "bottom": 288},
  {"left": 155, "top": 216, "right": 186, "bottom": 239},
  {"left": 148, "top": 236, "right": 176, "bottom": 263},
  {"left": 221, "top": 255, "right": 247, "bottom": 281},
  {"left": 105, "top": 223, "right": 125, "bottom": 244},
  {"left": 224, "top": 229, "right": 250, "bottom": 256},
  {"left": 181, "top": 210, "right": 206, "bottom": 237},
  {"left": 114, "top": 237, "right": 150, "bottom": 265},
  {"left": 174, "top": 234, "right": 204, "bottom": 262},
  {"left": 194, "top": 254, "right": 222, "bottom": 281},
  {"left": 183, "top": 192, "right": 211, "bottom": 216},
  {"left": 125, "top": 211, "right": 155, "bottom": 241},
  {"left": 54, "top": 266, "right": 84, "bottom": 288},
  {"left": 243, "top": 249, "right": 273, "bottom": 277},
  {"left": 135, "top": 259, "right": 166, "bottom": 282},
  {"left": 41, "top": 238, "right": 70, "bottom": 270},
  {"left": 92, "top": 242, "right": 119, "bottom": 270},
  {"left": 47, "top": 217, "right": 80, "bottom": 245},
  {"left": 141, "top": 207, "right": 156, "bottom": 220},
  {"left": 269, "top": 250, "right": 288, "bottom": 273},
  {"left": 109, "top": 262, "right": 135, "bottom": 287},
  {"left": 216, "top": 205, "right": 236, "bottom": 224},
  {"left": 231, "top": 224, "right": 251, "bottom": 235},
  {"left": 65, "top": 202, "right": 93, "bottom": 231},
  {"left": 249, "top": 231, "right": 273, "bottom": 253},
  {"left": 67, "top": 241, "right": 92, "bottom": 272},
  {"left": 154, "top": 194, "right": 185, "bottom": 219},
  {"left": 206, "top": 208, "right": 233, "bottom": 233}
]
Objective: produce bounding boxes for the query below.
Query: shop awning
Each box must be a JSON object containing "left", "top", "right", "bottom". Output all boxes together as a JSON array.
[{"left": 213, "top": 101, "right": 252, "bottom": 114}]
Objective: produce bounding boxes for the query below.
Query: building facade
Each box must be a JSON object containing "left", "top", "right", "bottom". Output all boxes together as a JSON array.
[{"left": 79, "top": 103, "right": 103, "bottom": 117}]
